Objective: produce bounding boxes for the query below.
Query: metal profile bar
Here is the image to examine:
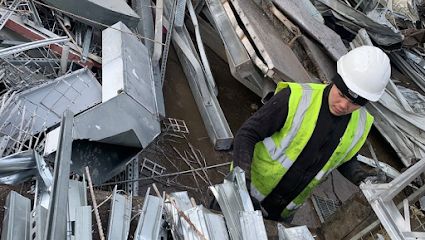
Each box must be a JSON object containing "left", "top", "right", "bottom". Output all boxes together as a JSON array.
[
  {"left": 44, "top": 110, "right": 74, "bottom": 240},
  {"left": 30, "top": 205, "right": 48, "bottom": 240},
  {"left": 134, "top": 188, "right": 165, "bottom": 239},
  {"left": 126, "top": 157, "right": 140, "bottom": 197},
  {"left": 81, "top": 27, "right": 93, "bottom": 62},
  {"left": 74, "top": 206, "right": 92, "bottom": 240},
  {"left": 27, "top": 0, "right": 43, "bottom": 26},
  {"left": 107, "top": 186, "right": 132, "bottom": 240},
  {"left": 209, "top": 181, "right": 246, "bottom": 239},
  {"left": 152, "top": 0, "right": 164, "bottom": 65},
  {"left": 278, "top": 223, "right": 315, "bottom": 240},
  {"left": 218, "top": 0, "right": 270, "bottom": 77},
  {"left": 228, "top": 0, "right": 311, "bottom": 83},
  {"left": 182, "top": 205, "right": 230, "bottom": 239},
  {"left": 34, "top": 152, "right": 53, "bottom": 209},
  {"left": 203, "top": 207, "right": 229, "bottom": 240},
  {"left": 174, "top": 0, "right": 187, "bottom": 27},
  {"left": 186, "top": 0, "right": 217, "bottom": 95},
  {"left": 240, "top": 211, "right": 268, "bottom": 240},
  {"left": 1, "top": 191, "right": 31, "bottom": 240},
  {"left": 0, "top": 37, "right": 69, "bottom": 58},
  {"left": 210, "top": 167, "right": 266, "bottom": 239},
  {"left": 132, "top": 0, "right": 154, "bottom": 55},
  {"left": 171, "top": 24, "right": 233, "bottom": 150},
  {"left": 159, "top": 0, "right": 177, "bottom": 90},
  {"left": 68, "top": 180, "right": 88, "bottom": 225}
]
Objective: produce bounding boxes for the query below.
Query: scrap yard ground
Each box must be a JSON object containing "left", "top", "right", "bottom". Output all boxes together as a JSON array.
[{"left": 1, "top": 0, "right": 425, "bottom": 239}]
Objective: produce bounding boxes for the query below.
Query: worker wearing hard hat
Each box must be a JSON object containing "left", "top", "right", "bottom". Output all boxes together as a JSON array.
[{"left": 232, "top": 46, "right": 391, "bottom": 221}]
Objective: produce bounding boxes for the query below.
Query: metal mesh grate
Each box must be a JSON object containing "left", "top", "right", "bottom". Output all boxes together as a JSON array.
[
  {"left": 311, "top": 194, "right": 341, "bottom": 223},
  {"left": 163, "top": 118, "right": 189, "bottom": 134}
]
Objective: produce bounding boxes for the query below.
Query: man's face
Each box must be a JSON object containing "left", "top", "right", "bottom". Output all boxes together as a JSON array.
[{"left": 328, "top": 85, "right": 362, "bottom": 116}]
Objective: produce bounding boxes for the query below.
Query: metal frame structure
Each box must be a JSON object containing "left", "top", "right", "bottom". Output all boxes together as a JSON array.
[{"left": 360, "top": 158, "right": 425, "bottom": 239}]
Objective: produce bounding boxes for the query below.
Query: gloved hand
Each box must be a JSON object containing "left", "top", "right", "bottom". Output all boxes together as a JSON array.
[{"left": 363, "top": 173, "right": 387, "bottom": 184}]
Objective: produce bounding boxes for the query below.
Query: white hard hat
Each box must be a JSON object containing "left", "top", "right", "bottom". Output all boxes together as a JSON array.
[{"left": 337, "top": 46, "right": 391, "bottom": 102}]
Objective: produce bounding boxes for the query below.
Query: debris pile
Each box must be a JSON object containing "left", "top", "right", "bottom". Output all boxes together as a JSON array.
[{"left": 0, "top": 0, "right": 424, "bottom": 239}]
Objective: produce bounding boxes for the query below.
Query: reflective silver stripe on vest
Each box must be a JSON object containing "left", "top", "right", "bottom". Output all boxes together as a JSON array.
[
  {"left": 263, "top": 84, "right": 313, "bottom": 163},
  {"left": 250, "top": 183, "right": 266, "bottom": 201},
  {"left": 286, "top": 201, "right": 299, "bottom": 210},
  {"left": 314, "top": 170, "right": 327, "bottom": 181},
  {"left": 313, "top": 109, "right": 367, "bottom": 182},
  {"left": 340, "top": 108, "right": 367, "bottom": 161}
]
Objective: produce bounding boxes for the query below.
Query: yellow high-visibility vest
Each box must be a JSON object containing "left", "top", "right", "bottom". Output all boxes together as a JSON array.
[{"left": 250, "top": 82, "right": 374, "bottom": 218}]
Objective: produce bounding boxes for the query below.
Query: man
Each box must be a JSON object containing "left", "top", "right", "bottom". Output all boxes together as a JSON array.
[{"left": 233, "top": 46, "right": 391, "bottom": 221}]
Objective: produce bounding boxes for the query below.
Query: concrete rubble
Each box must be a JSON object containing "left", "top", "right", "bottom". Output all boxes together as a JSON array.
[{"left": 0, "top": 0, "right": 425, "bottom": 239}]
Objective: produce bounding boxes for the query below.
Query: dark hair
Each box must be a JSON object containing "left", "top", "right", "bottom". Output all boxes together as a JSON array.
[{"left": 332, "top": 74, "right": 368, "bottom": 106}]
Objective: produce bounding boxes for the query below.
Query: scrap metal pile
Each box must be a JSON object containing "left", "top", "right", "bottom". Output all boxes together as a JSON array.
[{"left": 0, "top": 0, "right": 425, "bottom": 239}]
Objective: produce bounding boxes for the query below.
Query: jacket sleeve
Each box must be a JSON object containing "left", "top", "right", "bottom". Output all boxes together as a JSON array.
[
  {"left": 337, "top": 155, "right": 376, "bottom": 186},
  {"left": 233, "top": 88, "right": 290, "bottom": 180}
]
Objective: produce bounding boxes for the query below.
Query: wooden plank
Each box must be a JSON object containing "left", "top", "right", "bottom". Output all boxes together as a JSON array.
[{"left": 230, "top": 0, "right": 311, "bottom": 83}]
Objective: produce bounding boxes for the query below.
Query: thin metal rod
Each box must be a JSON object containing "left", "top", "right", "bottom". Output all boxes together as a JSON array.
[
  {"left": 85, "top": 166, "right": 105, "bottom": 240},
  {"left": 92, "top": 194, "right": 113, "bottom": 211},
  {"left": 97, "top": 162, "right": 231, "bottom": 186}
]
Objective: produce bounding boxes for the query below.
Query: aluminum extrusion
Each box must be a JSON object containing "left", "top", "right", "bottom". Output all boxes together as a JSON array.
[{"left": 44, "top": 110, "right": 74, "bottom": 240}]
